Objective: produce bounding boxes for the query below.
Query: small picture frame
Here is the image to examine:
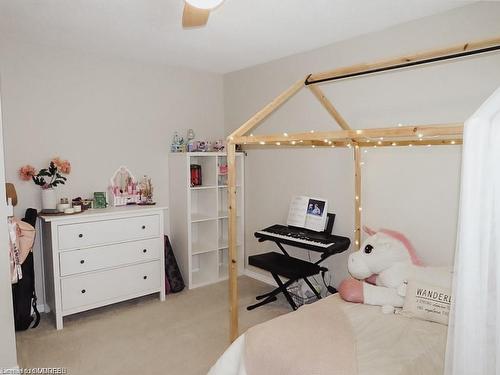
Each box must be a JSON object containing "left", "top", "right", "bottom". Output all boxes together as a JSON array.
[{"left": 93, "top": 192, "right": 107, "bottom": 209}]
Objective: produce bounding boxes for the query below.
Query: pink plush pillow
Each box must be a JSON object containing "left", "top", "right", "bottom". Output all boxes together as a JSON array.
[{"left": 338, "top": 278, "right": 364, "bottom": 303}]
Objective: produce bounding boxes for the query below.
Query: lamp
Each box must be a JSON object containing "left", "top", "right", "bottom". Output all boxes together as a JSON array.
[{"left": 185, "top": 0, "right": 224, "bottom": 10}]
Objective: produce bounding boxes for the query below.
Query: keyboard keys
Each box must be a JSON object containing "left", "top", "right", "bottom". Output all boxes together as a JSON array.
[{"left": 255, "top": 225, "right": 336, "bottom": 249}]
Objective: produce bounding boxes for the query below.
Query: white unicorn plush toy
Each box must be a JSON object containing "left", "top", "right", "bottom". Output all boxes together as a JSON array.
[{"left": 339, "top": 226, "right": 450, "bottom": 313}]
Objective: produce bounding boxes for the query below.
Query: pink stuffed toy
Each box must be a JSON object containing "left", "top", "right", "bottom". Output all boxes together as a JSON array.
[{"left": 339, "top": 226, "right": 423, "bottom": 313}]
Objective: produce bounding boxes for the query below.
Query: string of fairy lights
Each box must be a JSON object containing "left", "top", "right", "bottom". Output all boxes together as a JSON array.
[
  {"left": 230, "top": 124, "right": 461, "bottom": 248},
  {"left": 237, "top": 125, "right": 460, "bottom": 148}
]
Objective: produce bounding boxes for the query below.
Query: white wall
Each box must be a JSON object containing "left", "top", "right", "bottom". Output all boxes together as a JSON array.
[
  {"left": 224, "top": 2, "right": 500, "bottom": 286},
  {"left": 0, "top": 93, "right": 18, "bottom": 369},
  {"left": 0, "top": 39, "right": 225, "bottom": 308},
  {"left": 0, "top": 39, "right": 224, "bottom": 215}
]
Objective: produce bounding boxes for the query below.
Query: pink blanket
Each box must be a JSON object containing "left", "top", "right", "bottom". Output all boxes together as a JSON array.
[{"left": 245, "top": 295, "right": 357, "bottom": 375}]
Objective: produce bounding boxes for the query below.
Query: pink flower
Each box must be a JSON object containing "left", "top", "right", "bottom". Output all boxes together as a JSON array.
[
  {"left": 19, "top": 165, "right": 36, "bottom": 181},
  {"left": 52, "top": 157, "right": 71, "bottom": 174},
  {"left": 60, "top": 160, "right": 71, "bottom": 174},
  {"left": 51, "top": 157, "right": 62, "bottom": 168}
]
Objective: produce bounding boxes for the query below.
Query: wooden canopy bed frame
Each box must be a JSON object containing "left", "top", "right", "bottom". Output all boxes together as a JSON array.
[{"left": 225, "top": 36, "right": 500, "bottom": 342}]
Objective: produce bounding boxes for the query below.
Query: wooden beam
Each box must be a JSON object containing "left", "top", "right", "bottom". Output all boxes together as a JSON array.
[
  {"left": 241, "top": 138, "right": 462, "bottom": 151},
  {"left": 358, "top": 139, "right": 462, "bottom": 147},
  {"left": 354, "top": 144, "right": 361, "bottom": 249},
  {"left": 235, "top": 130, "right": 350, "bottom": 145},
  {"left": 233, "top": 124, "right": 463, "bottom": 145},
  {"left": 308, "top": 85, "right": 351, "bottom": 130},
  {"left": 228, "top": 77, "right": 306, "bottom": 139},
  {"left": 237, "top": 136, "right": 462, "bottom": 152},
  {"left": 227, "top": 143, "right": 239, "bottom": 343},
  {"left": 307, "top": 36, "right": 500, "bottom": 84},
  {"left": 241, "top": 140, "right": 352, "bottom": 149},
  {"left": 355, "top": 124, "right": 463, "bottom": 139}
]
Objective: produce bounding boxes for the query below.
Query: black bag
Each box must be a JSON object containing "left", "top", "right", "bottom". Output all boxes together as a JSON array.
[
  {"left": 164, "top": 236, "right": 184, "bottom": 293},
  {"left": 11, "top": 208, "right": 40, "bottom": 331}
]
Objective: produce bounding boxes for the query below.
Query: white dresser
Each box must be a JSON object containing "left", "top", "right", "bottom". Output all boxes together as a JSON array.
[{"left": 40, "top": 206, "right": 167, "bottom": 329}]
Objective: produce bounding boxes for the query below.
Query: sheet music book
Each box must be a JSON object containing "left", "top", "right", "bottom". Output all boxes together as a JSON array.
[{"left": 287, "top": 195, "right": 328, "bottom": 232}]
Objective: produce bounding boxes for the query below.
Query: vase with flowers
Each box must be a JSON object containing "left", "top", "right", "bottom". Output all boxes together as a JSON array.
[{"left": 19, "top": 157, "right": 71, "bottom": 211}]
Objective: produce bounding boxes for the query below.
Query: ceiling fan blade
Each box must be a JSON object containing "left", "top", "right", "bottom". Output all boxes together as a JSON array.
[{"left": 182, "top": 3, "right": 210, "bottom": 28}]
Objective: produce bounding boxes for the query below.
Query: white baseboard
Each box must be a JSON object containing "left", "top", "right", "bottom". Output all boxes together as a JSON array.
[{"left": 244, "top": 268, "right": 275, "bottom": 286}]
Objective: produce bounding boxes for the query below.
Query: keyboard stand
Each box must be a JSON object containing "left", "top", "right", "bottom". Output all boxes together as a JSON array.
[{"left": 247, "top": 242, "right": 324, "bottom": 311}]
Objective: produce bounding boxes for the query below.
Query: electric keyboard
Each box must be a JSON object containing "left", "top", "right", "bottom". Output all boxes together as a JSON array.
[{"left": 255, "top": 224, "right": 346, "bottom": 252}]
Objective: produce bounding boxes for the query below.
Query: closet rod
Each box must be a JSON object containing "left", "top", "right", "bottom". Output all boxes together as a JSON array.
[{"left": 305, "top": 44, "right": 500, "bottom": 86}]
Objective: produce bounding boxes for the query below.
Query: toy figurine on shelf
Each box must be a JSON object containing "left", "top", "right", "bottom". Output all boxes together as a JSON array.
[
  {"left": 171, "top": 132, "right": 185, "bottom": 153},
  {"left": 187, "top": 141, "right": 198, "bottom": 152},
  {"left": 186, "top": 129, "right": 196, "bottom": 152},
  {"left": 197, "top": 141, "right": 208, "bottom": 152},
  {"left": 213, "top": 139, "right": 225, "bottom": 152},
  {"left": 138, "top": 175, "right": 155, "bottom": 205}
]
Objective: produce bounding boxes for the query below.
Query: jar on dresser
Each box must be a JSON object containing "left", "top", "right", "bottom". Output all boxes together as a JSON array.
[{"left": 40, "top": 206, "right": 167, "bottom": 329}]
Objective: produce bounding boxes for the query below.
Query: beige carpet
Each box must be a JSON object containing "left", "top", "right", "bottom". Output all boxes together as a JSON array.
[{"left": 16, "top": 276, "right": 289, "bottom": 375}]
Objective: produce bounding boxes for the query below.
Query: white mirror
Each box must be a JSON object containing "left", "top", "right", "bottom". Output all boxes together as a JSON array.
[
  {"left": 110, "top": 166, "right": 135, "bottom": 194},
  {"left": 109, "top": 166, "right": 141, "bottom": 206}
]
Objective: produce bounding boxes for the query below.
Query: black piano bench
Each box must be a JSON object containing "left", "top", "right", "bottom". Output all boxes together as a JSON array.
[{"left": 248, "top": 252, "right": 324, "bottom": 311}]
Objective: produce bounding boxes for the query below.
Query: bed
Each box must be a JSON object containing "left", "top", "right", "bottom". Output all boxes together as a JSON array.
[{"left": 208, "top": 294, "right": 447, "bottom": 375}]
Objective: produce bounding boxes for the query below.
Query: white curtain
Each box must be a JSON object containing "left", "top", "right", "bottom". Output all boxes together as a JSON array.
[{"left": 445, "top": 87, "right": 500, "bottom": 375}]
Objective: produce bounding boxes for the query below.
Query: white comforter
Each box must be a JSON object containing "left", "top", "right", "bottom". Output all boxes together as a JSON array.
[{"left": 208, "top": 295, "right": 447, "bottom": 375}]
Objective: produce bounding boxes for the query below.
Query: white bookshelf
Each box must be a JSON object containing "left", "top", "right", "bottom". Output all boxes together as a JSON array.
[{"left": 169, "top": 152, "right": 244, "bottom": 289}]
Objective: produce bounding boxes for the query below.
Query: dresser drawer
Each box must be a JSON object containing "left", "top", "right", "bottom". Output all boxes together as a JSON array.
[
  {"left": 58, "top": 214, "right": 160, "bottom": 250},
  {"left": 61, "top": 261, "right": 161, "bottom": 311},
  {"left": 59, "top": 238, "right": 162, "bottom": 276}
]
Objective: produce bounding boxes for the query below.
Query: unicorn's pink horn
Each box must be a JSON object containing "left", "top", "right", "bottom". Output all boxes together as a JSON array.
[{"left": 363, "top": 225, "right": 377, "bottom": 236}]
